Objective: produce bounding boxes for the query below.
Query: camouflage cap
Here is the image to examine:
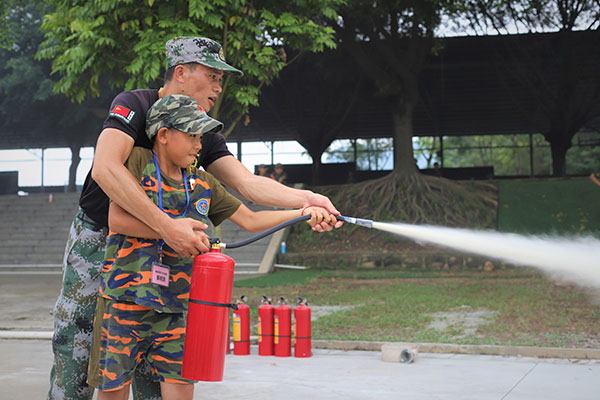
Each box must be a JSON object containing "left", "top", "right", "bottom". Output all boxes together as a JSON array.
[
  {"left": 165, "top": 37, "right": 243, "bottom": 76},
  {"left": 146, "top": 94, "right": 223, "bottom": 140}
]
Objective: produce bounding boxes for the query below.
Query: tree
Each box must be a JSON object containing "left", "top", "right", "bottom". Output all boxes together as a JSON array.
[
  {"left": 37, "top": 0, "right": 342, "bottom": 135},
  {"left": 0, "top": 0, "right": 110, "bottom": 191},
  {"left": 452, "top": 0, "right": 600, "bottom": 176},
  {"left": 313, "top": 0, "right": 497, "bottom": 228},
  {"left": 0, "top": 0, "right": 13, "bottom": 49},
  {"left": 334, "top": 0, "right": 456, "bottom": 175}
]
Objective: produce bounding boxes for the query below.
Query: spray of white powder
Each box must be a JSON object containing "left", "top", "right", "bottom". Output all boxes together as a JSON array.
[{"left": 373, "top": 222, "right": 600, "bottom": 288}]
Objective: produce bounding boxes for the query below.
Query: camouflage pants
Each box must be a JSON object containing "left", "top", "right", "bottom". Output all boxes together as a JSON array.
[{"left": 47, "top": 210, "right": 162, "bottom": 400}]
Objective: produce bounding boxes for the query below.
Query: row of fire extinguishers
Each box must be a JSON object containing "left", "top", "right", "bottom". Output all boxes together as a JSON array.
[{"left": 230, "top": 295, "right": 311, "bottom": 358}]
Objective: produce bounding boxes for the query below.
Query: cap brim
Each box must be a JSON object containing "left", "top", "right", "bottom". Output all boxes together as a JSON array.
[
  {"left": 177, "top": 118, "right": 223, "bottom": 135},
  {"left": 199, "top": 60, "right": 243, "bottom": 77}
]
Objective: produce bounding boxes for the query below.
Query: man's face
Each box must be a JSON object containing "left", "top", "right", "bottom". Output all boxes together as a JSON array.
[{"left": 181, "top": 64, "right": 224, "bottom": 112}]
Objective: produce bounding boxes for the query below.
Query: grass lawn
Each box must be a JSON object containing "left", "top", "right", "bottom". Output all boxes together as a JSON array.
[{"left": 232, "top": 269, "right": 600, "bottom": 348}]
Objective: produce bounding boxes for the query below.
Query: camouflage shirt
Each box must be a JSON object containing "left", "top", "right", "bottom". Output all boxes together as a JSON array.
[{"left": 99, "top": 147, "right": 241, "bottom": 313}]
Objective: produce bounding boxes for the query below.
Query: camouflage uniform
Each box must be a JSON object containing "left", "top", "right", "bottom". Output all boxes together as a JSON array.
[
  {"left": 48, "top": 214, "right": 163, "bottom": 400},
  {"left": 47, "top": 213, "right": 107, "bottom": 400},
  {"left": 87, "top": 95, "right": 241, "bottom": 392}
]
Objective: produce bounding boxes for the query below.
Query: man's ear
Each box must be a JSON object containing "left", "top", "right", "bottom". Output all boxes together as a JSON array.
[
  {"left": 155, "top": 127, "right": 171, "bottom": 144},
  {"left": 173, "top": 64, "right": 188, "bottom": 83}
]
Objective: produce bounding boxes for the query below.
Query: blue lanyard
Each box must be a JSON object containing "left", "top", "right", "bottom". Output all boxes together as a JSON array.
[{"left": 152, "top": 152, "right": 190, "bottom": 260}]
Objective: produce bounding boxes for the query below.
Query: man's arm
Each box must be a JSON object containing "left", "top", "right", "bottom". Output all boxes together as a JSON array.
[
  {"left": 91, "top": 128, "right": 209, "bottom": 256},
  {"left": 206, "top": 155, "right": 343, "bottom": 232}
]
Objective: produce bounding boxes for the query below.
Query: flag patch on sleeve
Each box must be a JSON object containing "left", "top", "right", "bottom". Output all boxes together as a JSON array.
[{"left": 109, "top": 105, "right": 135, "bottom": 123}]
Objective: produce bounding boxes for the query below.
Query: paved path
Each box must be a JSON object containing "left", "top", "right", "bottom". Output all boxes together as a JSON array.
[{"left": 1, "top": 339, "right": 599, "bottom": 400}]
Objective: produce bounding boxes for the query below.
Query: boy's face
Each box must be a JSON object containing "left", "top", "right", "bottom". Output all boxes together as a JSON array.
[
  {"left": 165, "top": 129, "right": 203, "bottom": 168},
  {"left": 182, "top": 64, "right": 224, "bottom": 112}
]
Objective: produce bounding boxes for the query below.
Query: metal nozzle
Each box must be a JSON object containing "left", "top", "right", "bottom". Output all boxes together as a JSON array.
[{"left": 335, "top": 215, "right": 374, "bottom": 228}]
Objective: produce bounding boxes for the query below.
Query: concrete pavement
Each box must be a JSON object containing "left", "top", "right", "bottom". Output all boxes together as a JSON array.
[
  {"left": 1, "top": 273, "right": 600, "bottom": 399},
  {"left": 1, "top": 339, "right": 599, "bottom": 399}
]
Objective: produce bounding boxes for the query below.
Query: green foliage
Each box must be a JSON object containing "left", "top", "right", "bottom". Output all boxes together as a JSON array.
[
  {"left": 0, "top": 0, "right": 109, "bottom": 141},
  {"left": 415, "top": 133, "right": 600, "bottom": 176},
  {"left": 0, "top": 0, "right": 14, "bottom": 50},
  {"left": 37, "top": 0, "right": 342, "bottom": 130},
  {"left": 0, "top": 0, "right": 54, "bottom": 119},
  {"left": 566, "top": 132, "right": 600, "bottom": 175},
  {"left": 442, "top": 134, "right": 552, "bottom": 176}
]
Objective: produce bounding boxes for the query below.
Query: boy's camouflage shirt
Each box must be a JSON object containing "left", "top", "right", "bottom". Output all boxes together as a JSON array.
[{"left": 99, "top": 147, "right": 241, "bottom": 313}]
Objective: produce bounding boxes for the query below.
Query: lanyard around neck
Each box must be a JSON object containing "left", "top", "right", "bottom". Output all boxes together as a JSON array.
[
  {"left": 152, "top": 152, "right": 190, "bottom": 260},
  {"left": 152, "top": 151, "right": 190, "bottom": 218}
]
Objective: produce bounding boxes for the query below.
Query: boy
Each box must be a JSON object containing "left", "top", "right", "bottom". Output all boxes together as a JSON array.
[{"left": 89, "top": 94, "right": 333, "bottom": 400}]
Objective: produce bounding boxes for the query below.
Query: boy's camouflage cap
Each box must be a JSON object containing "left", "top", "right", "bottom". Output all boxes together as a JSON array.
[
  {"left": 165, "top": 37, "right": 243, "bottom": 76},
  {"left": 146, "top": 94, "right": 223, "bottom": 140}
]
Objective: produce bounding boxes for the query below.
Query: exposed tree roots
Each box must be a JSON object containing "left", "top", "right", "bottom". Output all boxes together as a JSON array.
[{"left": 317, "top": 171, "right": 498, "bottom": 228}]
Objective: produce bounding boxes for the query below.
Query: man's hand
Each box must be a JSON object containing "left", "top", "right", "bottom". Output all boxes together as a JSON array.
[
  {"left": 158, "top": 218, "right": 210, "bottom": 257},
  {"left": 304, "top": 192, "right": 343, "bottom": 232}
]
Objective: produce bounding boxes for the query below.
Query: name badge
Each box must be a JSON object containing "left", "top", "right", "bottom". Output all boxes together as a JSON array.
[{"left": 151, "top": 262, "right": 170, "bottom": 287}]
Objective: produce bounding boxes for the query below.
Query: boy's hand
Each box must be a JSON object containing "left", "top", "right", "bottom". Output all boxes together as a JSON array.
[
  {"left": 301, "top": 206, "right": 338, "bottom": 231},
  {"left": 303, "top": 193, "right": 343, "bottom": 232}
]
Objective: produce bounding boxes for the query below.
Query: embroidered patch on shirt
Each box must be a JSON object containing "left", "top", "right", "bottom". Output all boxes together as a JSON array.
[
  {"left": 109, "top": 105, "right": 135, "bottom": 124},
  {"left": 196, "top": 198, "right": 209, "bottom": 215}
]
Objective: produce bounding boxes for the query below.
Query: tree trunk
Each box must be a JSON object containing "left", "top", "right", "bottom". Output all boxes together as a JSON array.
[
  {"left": 68, "top": 144, "right": 81, "bottom": 192},
  {"left": 310, "top": 153, "right": 322, "bottom": 186},
  {"left": 392, "top": 99, "right": 417, "bottom": 175},
  {"left": 549, "top": 138, "right": 569, "bottom": 177}
]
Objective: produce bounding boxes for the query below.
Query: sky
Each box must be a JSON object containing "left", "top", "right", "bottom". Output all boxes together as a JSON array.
[
  {"left": 0, "top": 139, "right": 401, "bottom": 188},
  {"left": 0, "top": 141, "right": 314, "bottom": 188}
]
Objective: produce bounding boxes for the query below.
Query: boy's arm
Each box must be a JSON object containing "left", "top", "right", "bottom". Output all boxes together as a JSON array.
[{"left": 227, "top": 204, "right": 336, "bottom": 233}]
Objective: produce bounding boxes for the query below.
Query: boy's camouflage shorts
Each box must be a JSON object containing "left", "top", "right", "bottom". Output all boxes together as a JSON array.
[{"left": 88, "top": 297, "right": 194, "bottom": 391}]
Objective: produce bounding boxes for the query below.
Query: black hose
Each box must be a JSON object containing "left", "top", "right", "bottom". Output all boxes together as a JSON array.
[
  {"left": 219, "top": 214, "right": 373, "bottom": 249},
  {"left": 222, "top": 214, "right": 311, "bottom": 249}
]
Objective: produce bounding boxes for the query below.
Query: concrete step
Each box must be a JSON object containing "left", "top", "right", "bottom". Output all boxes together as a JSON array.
[
  {"left": 0, "top": 253, "right": 63, "bottom": 264},
  {"left": 0, "top": 238, "right": 67, "bottom": 248},
  {"left": 0, "top": 231, "right": 71, "bottom": 241}
]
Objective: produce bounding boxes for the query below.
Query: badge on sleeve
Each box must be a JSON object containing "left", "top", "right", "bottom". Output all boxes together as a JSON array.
[
  {"left": 196, "top": 198, "right": 209, "bottom": 215},
  {"left": 109, "top": 105, "right": 135, "bottom": 124}
]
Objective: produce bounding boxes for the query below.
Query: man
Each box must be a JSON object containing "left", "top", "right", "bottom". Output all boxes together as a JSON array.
[
  {"left": 257, "top": 163, "right": 269, "bottom": 177},
  {"left": 270, "top": 163, "right": 287, "bottom": 183},
  {"left": 48, "top": 37, "right": 341, "bottom": 400}
]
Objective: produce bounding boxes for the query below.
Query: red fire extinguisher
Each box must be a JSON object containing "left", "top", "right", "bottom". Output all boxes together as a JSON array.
[
  {"left": 258, "top": 296, "right": 274, "bottom": 356},
  {"left": 274, "top": 297, "right": 291, "bottom": 357},
  {"left": 182, "top": 243, "right": 236, "bottom": 382},
  {"left": 294, "top": 297, "right": 311, "bottom": 358},
  {"left": 233, "top": 295, "right": 250, "bottom": 355}
]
